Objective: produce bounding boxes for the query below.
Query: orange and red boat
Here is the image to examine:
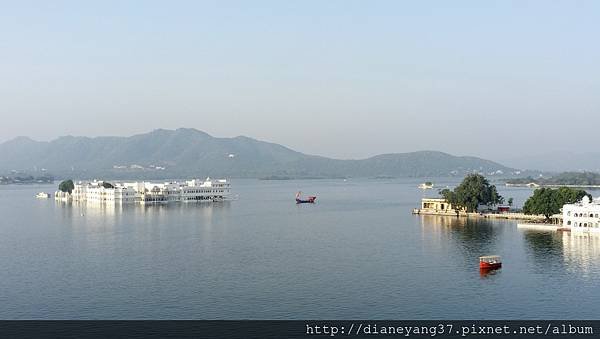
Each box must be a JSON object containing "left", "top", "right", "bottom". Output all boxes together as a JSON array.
[{"left": 479, "top": 255, "right": 502, "bottom": 270}]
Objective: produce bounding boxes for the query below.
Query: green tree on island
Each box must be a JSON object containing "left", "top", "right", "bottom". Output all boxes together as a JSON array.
[
  {"left": 439, "top": 174, "right": 503, "bottom": 213},
  {"left": 523, "top": 187, "right": 591, "bottom": 221},
  {"left": 58, "top": 179, "right": 74, "bottom": 194}
]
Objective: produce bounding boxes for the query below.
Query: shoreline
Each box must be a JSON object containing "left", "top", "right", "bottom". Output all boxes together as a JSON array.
[
  {"left": 412, "top": 208, "right": 561, "bottom": 222},
  {"left": 506, "top": 183, "right": 600, "bottom": 189}
]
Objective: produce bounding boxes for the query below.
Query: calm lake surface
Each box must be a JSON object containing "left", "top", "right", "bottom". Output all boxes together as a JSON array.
[{"left": 1, "top": 178, "right": 599, "bottom": 319}]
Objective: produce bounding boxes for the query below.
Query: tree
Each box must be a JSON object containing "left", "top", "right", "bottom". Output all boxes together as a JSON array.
[
  {"left": 523, "top": 187, "right": 591, "bottom": 221},
  {"left": 101, "top": 182, "right": 114, "bottom": 189},
  {"left": 556, "top": 186, "right": 591, "bottom": 205},
  {"left": 58, "top": 179, "right": 74, "bottom": 194},
  {"left": 508, "top": 198, "right": 513, "bottom": 206},
  {"left": 439, "top": 174, "right": 503, "bottom": 213}
]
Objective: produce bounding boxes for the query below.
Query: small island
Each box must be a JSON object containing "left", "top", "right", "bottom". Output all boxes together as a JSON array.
[
  {"left": 0, "top": 174, "right": 54, "bottom": 185},
  {"left": 506, "top": 171, "right": 600, "bottom": 187},
  {"left": 54, "top": 178, "right": 231, "bottom": 204},
  {"left": 259, "top": 175, "right": 348, "bottom": 180}
]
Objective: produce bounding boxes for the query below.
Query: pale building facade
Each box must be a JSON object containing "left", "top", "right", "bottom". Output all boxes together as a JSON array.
[
  {"left": 421, "top": 198, "right": 456, "bottom": 212},
  {"left": 56, "top": 178, "right": 231, "bottom": 204},
  {"left": 563, "top": 196, "right": 600, "bottom": 233},
  {"left": 415, "top": 198, "right": 465, "bottom": 215}
]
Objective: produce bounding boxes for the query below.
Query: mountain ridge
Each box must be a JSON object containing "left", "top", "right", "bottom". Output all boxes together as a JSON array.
[{"left": 0, "top": 128, "right": 520, "bottom": 179}]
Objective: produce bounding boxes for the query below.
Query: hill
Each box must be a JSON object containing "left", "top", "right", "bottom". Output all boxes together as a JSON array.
[
  {"left": 507, "top": 172, "right": 600, "bottom": 186},
  {"left": 0, "top": 128, "right": 519, "bottom": 179}
]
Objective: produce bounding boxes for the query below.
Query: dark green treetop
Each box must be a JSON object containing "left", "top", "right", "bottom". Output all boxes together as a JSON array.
[
  {"left": 439, "top": 174, "right": 503, "bottom": 213},
  {"left": 58, "top": 179, "right": 74, "bottom": 194},
  {"left": 523, "top": 187, "right": 591, "bottom": 221}
]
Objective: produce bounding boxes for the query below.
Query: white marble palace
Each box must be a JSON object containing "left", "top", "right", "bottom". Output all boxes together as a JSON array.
[
  {"left": 563, "top": 196, "right": 600, "bottom": 233},
  {"left": 55, "top": 177, "right": 231, "bottom": 204}
]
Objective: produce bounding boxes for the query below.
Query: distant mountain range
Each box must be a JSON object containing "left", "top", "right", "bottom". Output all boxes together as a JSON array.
[{"left": 0, "top": 128, "right": 524, "bottom": 179}]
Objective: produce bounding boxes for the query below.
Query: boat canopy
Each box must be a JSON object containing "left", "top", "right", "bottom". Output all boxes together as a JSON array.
[{"left": 479, "top": 255, "right": 501, "bottom": 263}]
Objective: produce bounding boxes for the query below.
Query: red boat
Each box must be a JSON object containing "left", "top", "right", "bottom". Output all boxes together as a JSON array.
[
  {"left": 296, "top": 191, "right": 316, "bottom": 204},
  {"left": 479, "top": 255, "right": 502, "bottom": 270}
]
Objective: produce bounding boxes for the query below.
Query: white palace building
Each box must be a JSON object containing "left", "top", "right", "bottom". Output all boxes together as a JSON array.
[
  {"left": 563, "top": 196, "right": 600, "bottom": 233},
  {"left": 55, "top": 177, "right": 231, "bottom": 204}
]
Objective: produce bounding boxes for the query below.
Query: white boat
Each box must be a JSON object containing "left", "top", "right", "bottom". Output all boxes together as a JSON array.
[
  {"left": 418, "top": 182, "right": 434, "bottom": 190},
  {"left": 36, "top": 192, "right": 51, "bottom": 199}
]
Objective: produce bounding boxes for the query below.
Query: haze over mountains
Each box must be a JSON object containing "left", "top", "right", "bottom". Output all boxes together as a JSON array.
[
  {"left": 499, "top": 151, "right": 600, "bottom": 173},
  {"left": 0, "top": 128, "right": 522, "bottom": 179}
]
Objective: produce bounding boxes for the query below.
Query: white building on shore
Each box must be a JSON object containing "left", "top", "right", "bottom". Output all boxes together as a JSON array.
[
  {"left": 56, "top": 177, "right": 231, "bottom": 204},
  {"left": 563, "top": 196, "right": 600, "bottom": 233}
]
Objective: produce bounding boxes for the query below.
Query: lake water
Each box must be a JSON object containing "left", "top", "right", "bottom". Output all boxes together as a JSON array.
[{"left": 1, "top": 178, "right": 599, "bottom": 319}]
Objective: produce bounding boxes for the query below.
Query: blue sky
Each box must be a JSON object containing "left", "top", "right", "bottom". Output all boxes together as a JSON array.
[{"left": 1, "top": 1, "right": 598, "bottom": 160}]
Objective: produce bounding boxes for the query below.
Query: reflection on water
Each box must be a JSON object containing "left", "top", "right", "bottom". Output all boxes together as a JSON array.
[
  {"left": 523, "top": 231, "right": 563, "bottom": 264},
  {"left": 479, "top": 267, "right": 502, "bottom": 279},
  {"left": 419, "top": 215, "right": 501, "bottom": 261},
  {"left": 562, "top": 232, "right": 600, "bottom": 278},
  {"left": 3, "top": 180, "right": 600, "bottom": 319},
  {"left": 53, "top": 201, "right": 232, "bottom": 252},
  {"left": 521, "top": 229, "right": 600, "bottom": 284},
  {"left": 55, "top": 200, "right": 230, "bottom": 220}
]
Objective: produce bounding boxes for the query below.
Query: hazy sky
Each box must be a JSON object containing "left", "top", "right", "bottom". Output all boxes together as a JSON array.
[{"left": 1, "top": 1, "right": 598, "bottom": 160}]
